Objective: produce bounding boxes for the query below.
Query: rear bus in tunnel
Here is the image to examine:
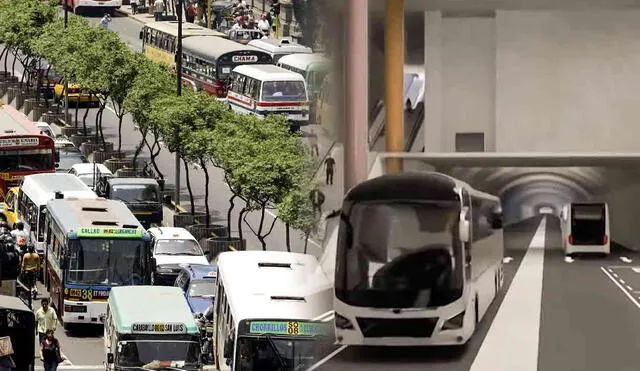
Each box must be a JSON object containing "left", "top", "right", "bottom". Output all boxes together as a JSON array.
[{"left": 560, "top": 202, "right": 610, "bottom": 256}]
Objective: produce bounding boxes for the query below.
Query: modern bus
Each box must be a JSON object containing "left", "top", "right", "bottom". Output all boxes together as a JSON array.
[
  {"left": 333, "top": 172, "right": 504, "bottom": 346},
  {"left": 247, "top": 38, "right": 312, "bottom": 63},
  {"left": 228, "top": 64, "right": 310, "bottom": 129},
  {"left": 18, "top": 173, "right": 97, "bottom": 257},
  {"left": 181, "top": 35, "right": 272, "bottom": 98},
  {"left": 560, "top": 202, "right": 610, "bottom": 256},
  {"left": 214, "top": 251, "right": 334, "bottom": 370},
  {"left": 104, "top": 286, "right": 201, "bottom": 371},
  {"left": 0, "top": 103, "right": 56, "bottom": 202},
  {"left": 62, "top": 0, "right": 122, "bottom": 15},
  {"left": 43, "top": 198, "right": 154, "bottom": 329},
  {"left": 276, "top": 53, "right": 329, "bottom": 102},
  {"left": 140, "top": 21, "right": 227, "bottom": 68}
]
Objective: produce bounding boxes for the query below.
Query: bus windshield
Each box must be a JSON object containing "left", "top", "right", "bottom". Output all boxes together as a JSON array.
[
  {"left": 235, "top": 336, "right": 333, "bottom": 371},
  {"left": 111, "top": 184, "right": 160, "bottom": 203},
  {"left": 261, "top": 81, "right": 306, "bottom": 102},
  {"left": 67, "top": 238, "right": 145, "bottom": 286},
  {"left": 0, "top": 148, "right": 53, "bottom": 172},
  {"left": 335, "top": 201, "right": 464, "bottom": 309},
  {"left": 116, "top": 339, "right": 200, "bottom": 368}
]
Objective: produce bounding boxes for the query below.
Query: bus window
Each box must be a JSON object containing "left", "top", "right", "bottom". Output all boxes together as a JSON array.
[{"left": 249, "top": 79, "right": 260, "bottom": 100}]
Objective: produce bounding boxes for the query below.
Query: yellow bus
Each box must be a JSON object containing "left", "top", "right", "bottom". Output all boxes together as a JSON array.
[{"left": 139, "top": 21, "right": 227, "bottom": 68}]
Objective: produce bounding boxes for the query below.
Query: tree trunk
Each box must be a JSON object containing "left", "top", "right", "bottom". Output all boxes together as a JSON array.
[
  {"left": 226, "top": 194, "right": 236, "bottom": 239},
  {"left": 42, "top": 64, "right": 52, "bottom": 107},
  {"left": 201, "top": 159, "right": 210, "bottom": 227},
  {"left": 11, "top": 51, "right": 18, "bottom": 79},
  {"left": 304, "top": 232, "right": 310, "bottom": 254},
  {"left": 132, "top": 127, "right": 148, "bottom": 167},
  {"left": 0, "top": 46, "right": 7, "bottom": 74},
  {"left": 183, "top": 158, "right": 195, "bottom": 214},
  {"left": 237, "top": 207, "right": 247, "bottom": 242},
  {"left": 257, "top": 206, "right": 267, "bottom": 251},
  {"left": 117, "top": 112, "right": 124, "bottom": 153},
  {"left": 82, "top": 94, "right": 91, "bottom": 133},
  {"left": 146, "top": 135, "right": 164, "bottom": 179},
  {"left": 4, "top": 46, "right": 10, "bottom": 75},
  {"left": 74, "top": 98, "right": 80, "bottom": 127},
  {"left": 18, "top": 56, "right": 28, "bottom": 84},
  {"left": 285, "top": 223, "right": 291, "bottom": 252},
  {"left": 96, "top": 102, "right": 107, "bottom": 147}
]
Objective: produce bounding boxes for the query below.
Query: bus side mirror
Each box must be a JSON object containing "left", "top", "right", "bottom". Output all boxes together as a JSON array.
[
  {"left": 459, "top": 207, "right": 470, "bottom": 243},
  {"left": 223, "top": 339, "right": 233, "bottom": 359},
  {"left": 139, "top": 31, "right": 143, "bottom": 40},
  {"left": 107, "top": 353, "right": 114, "bottom": 364},
  {"left": 491, "top": 212, "right": 503, "bottom": 229},
  {"left": 55, "top": 151, "right": 60, "bottom": 163},
  {"left": 150, "top": 257, "right": 157, "bottom": 272}
]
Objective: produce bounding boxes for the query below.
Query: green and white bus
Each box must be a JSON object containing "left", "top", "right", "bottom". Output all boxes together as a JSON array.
[
  {"left": 104, "top": 286, "right": 201, "bottom": 371},
  {"left": 276, "top": 53, "right": 329, "bottom": 102}
]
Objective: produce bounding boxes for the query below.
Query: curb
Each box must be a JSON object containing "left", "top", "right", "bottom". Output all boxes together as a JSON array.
[{"left": 114, "top": 7, "right": 145, "bottom": 24}]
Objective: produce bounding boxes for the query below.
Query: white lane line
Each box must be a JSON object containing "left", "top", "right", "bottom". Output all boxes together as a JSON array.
[
  {"left": 36, "top": 366, "right": 103, "bottom": 370},
  {"left": 613, "top": 273, "right": 619, "bottom": 278},
  {"left": 620, "top": 279, "right": 626, "bottom": 284},
  {"left": 306, "top": 345, "right": 348, "bottom": 371},
  {"left": 601, "top": 267, "right": 640, "bottom": 310},
  {"left": 626, "top": 285, "right": 634, "bottom": 291},
  {"left": 470, "top": 217, "right": 547, "bottom": 371}
]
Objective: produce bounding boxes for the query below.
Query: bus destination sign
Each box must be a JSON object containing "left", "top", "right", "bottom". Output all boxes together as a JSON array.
[
  {"left": 77, "top": 227, "right": 143, "bottom": 238},
  {"left": 249, "top": 321, "right": 328, "bottom": 336},
  {"left": 0, "top": 137, "right": 39, "bottom": 147},
  {"left": 131, "top": 323, "right": 187, "bottom": 334},
  {"left": 232, "top": 55, "right": 258, "bottom": 63},
  {"left": 64, "top": 285, "right": 110, "bottom": 301}
]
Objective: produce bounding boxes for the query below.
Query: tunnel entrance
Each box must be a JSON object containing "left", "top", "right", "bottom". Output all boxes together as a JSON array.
[{"left": 369, "top": 152, "right": 640, "bottom": 251}]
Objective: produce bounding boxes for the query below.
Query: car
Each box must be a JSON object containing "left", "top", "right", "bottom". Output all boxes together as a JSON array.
[
  {"left": 35, "top": 122, "right": 55, "bottom": 138},
  {"left": 54, "top": 138, "right": 75, "bottom": 149},
  {"left": 56, "top": 147, "right": 88, "bottom": 172},
  {"left": 147, "top": 227, "right": 210, "bottom": 285},
  {"left": 174, "top": 263, "right": 217, "bottom": 314},
  {"left": 53, "top": 83, "right": 99, "bottom": 106},
  {"left": 68, "top": 163, "right": 113, "bottom": 189}
]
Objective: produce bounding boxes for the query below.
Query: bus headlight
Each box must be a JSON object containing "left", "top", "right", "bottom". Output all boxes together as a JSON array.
[
  {"left": 442, "top": 311, "right": 465, "bottom": 330},
  {"left": 335, "top": 312, "right": 354, "bottom": 330},
  {"left": 156, "top": 266, "right": 174, "bottom": 274}
]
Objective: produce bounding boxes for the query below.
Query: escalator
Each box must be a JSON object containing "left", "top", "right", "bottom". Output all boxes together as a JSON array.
[{"left": 368, "top": 101, "right": 425, "bottom": 152}]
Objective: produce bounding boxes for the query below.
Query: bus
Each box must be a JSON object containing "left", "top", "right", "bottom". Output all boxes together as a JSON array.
[
  {"left": 247, "top": 38, "right": 313, "bottom": 64},
  {"left": 18, "top": 173, "right": 97, "bottom": 258},
  {"left": 104, "top": 286, "right": 201, "bottom": 370},
  {"left": 333, "top": 172, "right": 504, "bottom": 346},
  {"left": 214, "top": 251, "right": 334, "bottom": 370},
  {"left": 43, "top": 198, "right": 154, "bottom": 329},
  {"left": 0, "top": 103, "right": 56, "bottom": 202},
  {"left": 181, "top": 35, "right": 273, "bottom": 99},
  {"left": 140, "top": 21, "right": 227, "bottom": 68},
  {"left": 228, "top": 64, "right": 310, "bottom": 129},
  {"left": 276, "top": 53, "right": 329, "bottom": 102},
  {"left": 561, "top": 202, "right": 610, "bottom": 256},
  {"left": 62, "top": 0, "right": 122, "bottom": 15}
]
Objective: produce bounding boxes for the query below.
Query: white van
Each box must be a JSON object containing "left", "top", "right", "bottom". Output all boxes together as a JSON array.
[
  {"left": 227, "top": 64, "right": 310, "bottom": 129},
  {"left": 560, "top": 202, "right": 610, "bottom": 256},
  {"left": 247, "top": 38, "right": 312, "bottom": 63}
]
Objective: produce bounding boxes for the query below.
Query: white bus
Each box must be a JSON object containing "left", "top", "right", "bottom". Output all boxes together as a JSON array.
[
  {"left": 18, "top": 173, "right": 97, "bottom": 254},
  {"left": 227, "top": 64, "right": 310, "bottom": 129},
  {"left": 214, "top": 251, "right": 334, "bottom": 370},
  {"left": 276, "top": 53, "right": 329, "bottom": 102},
  {"left": 333, "top": 172, "right": 504, "bottom": 346},
  {"left": 247, "top": 38, "right": 313, "bottom": 64},
  {"left": 560, "top": 202, "right": 610, "bottom": 256}
]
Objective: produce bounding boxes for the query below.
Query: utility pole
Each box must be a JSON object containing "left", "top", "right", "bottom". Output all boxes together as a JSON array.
[
  {"left": 174, "top": 0, "right": 183, "bottom": 206},
  {"left": 64, "top": 2, "right": 70, "bottom": 126}
]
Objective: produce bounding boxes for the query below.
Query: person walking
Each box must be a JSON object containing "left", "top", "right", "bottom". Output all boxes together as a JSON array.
[
  {"left": 99, "top": 13, "right": 111, "bottom": 30},
  {"left": 153, "top": 0, "right": 165, "bottom": 21},
  {"left": 324, "top": 155, "right": 335, "bottom": 185},
  {"left": 186, "top": 1, "right": 197, "bottom": 23},
  {"left": 21, "top": 245, "right": 40, "bottom": 296},
  {"left": 40, "top": 329, "right": 67, "bottom": 371},
  {"left": 10, "top": 221, "right": 29, "bottom": 253},
  {"left": 308, "top": 129, "right": 319, "bottom": 157},
  {"left": 309, "top": 189, "right": 325, "bottom": 216},
  {"left": 36, "top": 298, "right": 58, "bottom": 344}
]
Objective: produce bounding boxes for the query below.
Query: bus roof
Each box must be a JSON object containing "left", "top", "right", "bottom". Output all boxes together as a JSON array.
[
  {"left": 46, "top": 198, "right": 144, "bottom": 235},
  {"left": 182, "top": 35, "right": 269, "bottom": 61},
  {"left": 277, "top": 53, "right": 328, "bottom": 71},
  {"left": 0, "top": 294, "right": 33, "bottom": 312},
  {"left": 216, "top": 251, "right": 332, "bottom": 325},
  {"left": 0, "top": 103, "right": 39, "bottom": 135},
  {"left": 232, "top": 64, "right": 305, "bottom": 81},
  {"left": 21, "top": 173, "right": 97, "bottom": 206},
  {"left": 143, "top": 21, "right": 226, "bottom": 38},
  {"left": 109, "top": 286, "right": 199, "bottom": 334},
  {"left": 247, "top": 39, "right": 313, "bottom": 54}
]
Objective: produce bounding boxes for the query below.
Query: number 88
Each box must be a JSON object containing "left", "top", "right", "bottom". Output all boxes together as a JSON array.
[{"left": 287, "top": 322, "right": 299, "bottom": 335}]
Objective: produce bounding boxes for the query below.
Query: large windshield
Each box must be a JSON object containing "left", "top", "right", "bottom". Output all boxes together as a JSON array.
[
  {"left": 235, "top": 336, "right": 333, "bottom": 371},
  {"left": 112, "top": 184, "right": 159, "bottom": 203},
  {"left": 188, "top": 279, "right": 215, "bottom": 297},
  {"left": 155, "top": 239, "right": 203, "bottom": 256},
  {"left": 116, "top": 339, "right": 200, "bottom": 368},
  {"left": 57, "top": 150, "right": 87, "bottom": 170},
  {"left": 0, "top": 148, "right": 53, "bottom": 172},
  {"left": 67, "top": 238, "right": 146, "bottom": 286},
  {"left": 335, "top": 201, "right": 464, "bottom": 308},
  {"left": 261, "top": 81, "right": 306, "bottom": 102}
]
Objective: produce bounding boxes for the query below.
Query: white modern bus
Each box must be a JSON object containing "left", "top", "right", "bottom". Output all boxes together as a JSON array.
[
  {"left": 247, "top": 38, "right": 313, "bottom": 64},
  {"left": 333, "top": 172, "right": 504, "bottom": 346},
  {"left": 227, "top": 64, "right": 310, "bottom": 130},
  {"left": 560, "top": 202, "right": 610, "bottom": 256},
  {"left": 214, "top": 251, "right": 334, "bottom": 370}
]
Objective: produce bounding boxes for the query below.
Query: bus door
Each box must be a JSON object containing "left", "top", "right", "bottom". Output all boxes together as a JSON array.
[{"left": 570, "top": 203, "right": 607, "bottom": 246}]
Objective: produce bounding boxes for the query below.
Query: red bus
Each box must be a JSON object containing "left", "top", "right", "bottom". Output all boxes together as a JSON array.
[
  {"left": 181, "top": 35, "right": 273, "bottom": 98},
  {"left": 0, "top": 104, "right": 56, "bottom": 201}
]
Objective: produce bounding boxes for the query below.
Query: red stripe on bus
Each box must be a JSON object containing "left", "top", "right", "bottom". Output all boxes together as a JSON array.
[
  {"left": 227, "top": 95, "right": 254, "bottom": 108},
  {"left": 256, "top": 101, "right": 308, "bottom": 107}
]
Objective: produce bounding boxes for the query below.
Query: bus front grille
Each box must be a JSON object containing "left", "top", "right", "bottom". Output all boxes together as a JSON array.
[{"left": 356, "top": 317, "right": 439, "bottom": 338}]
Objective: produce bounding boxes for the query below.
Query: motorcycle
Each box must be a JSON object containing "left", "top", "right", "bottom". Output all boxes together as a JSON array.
[{"left": 195, "top": 313, "right": 215, "bottom": 365}]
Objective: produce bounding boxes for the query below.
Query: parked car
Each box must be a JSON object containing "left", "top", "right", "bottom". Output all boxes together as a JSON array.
[
  {"left": 174, "top": 263, "right": 217, "bottom": 315},
  {"left": 147, "top": 227, "right": 210, "bottom": 285}
]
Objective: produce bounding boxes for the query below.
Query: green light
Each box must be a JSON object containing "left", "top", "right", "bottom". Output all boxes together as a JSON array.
[
  {"left": 76, "top": 227, "right": 143, "bottom": 239},
  {"left": 249, "top": 321, "right": 328, "bottom": 336}
]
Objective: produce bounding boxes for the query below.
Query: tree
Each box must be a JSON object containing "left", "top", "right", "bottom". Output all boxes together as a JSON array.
[
  {"left": 278, "top": 182, "right": 316, "bottom": 253},
  {"left": 106, "top": 51, "right": 143, "bottom": 153},
  {"left": 292, "top": 0, "right": 320, "bottom": 48}
]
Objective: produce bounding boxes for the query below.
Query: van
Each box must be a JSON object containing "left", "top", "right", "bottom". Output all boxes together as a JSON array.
[{"left": 95, "top": 177, "right": 163, "bottom": 229}]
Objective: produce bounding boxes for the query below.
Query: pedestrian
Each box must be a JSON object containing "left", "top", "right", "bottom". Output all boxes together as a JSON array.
[
  {"left": 10, "top": 221, "right": 29, "bottom": 253},
  {"left": 309, "top": 189, "right": 325, "bottom": 216},
  {"left": 153, "top": 0, "right": 165, "bottom": 21},
  {"left": 21, "top": 245, "right": 40, "bottom": 296},
  {"left": 36, "top": 298, "right": 58, "bottom": 345},
  {"left": 99, "top": 13, "right": 111, "bottom": 30},
  {"left": 308, "top": 129, "right": 319, "bottom": 157},
  {"left": 40, "top": 329, "right": 67, "bottom": 371},
  {"left": 257, "top": 13, "right": 270, "bottom": 36},
  {"left": 186, "top": 1, "right": 197, "bottom": 23},
  {"left": 324, "top": 155, "right": 335, "bottom": 185}
]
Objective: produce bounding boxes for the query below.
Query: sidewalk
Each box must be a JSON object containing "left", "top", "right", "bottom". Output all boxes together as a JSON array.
[{"left": 115, "top": 4, "right": 161, "bottom": 24}]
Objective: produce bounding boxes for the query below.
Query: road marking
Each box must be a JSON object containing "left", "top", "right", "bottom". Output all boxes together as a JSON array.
[
  {"left": 503, "top": 257, "right": 513, "bottom": 264},
  {"left": 612, "top": 273, "right": 619, "bottom": 278},
  {"left": 626, "top": 285, "right": 634, "bottom": 291},
  {"left": 633, "top": 267, "right": 640, "bottom": 273},
  {"left": 600, "top": 266, "right": 640, "bottom": 310},
  {"left": 564, "top": 256, "right": 574, "bottom": 263},
  {"left": 620, "top": 279, "right": 626, "bottom": 284},
  {"left": 620, "top": 256, "right": 633, "bottom": 263},
  {"left": 470, "top": 217, "right": 547, "bottom": 371},
  {"left": 307, "top": 345, "right": 348, "bottom": 371},
  {"left": 36, "top": 366, "right": 103, "bottom": 370}
]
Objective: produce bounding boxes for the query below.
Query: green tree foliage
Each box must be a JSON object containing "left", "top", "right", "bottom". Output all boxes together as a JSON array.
[{"left": 277, "top": 182, "right": 316, "bottom": 252}]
